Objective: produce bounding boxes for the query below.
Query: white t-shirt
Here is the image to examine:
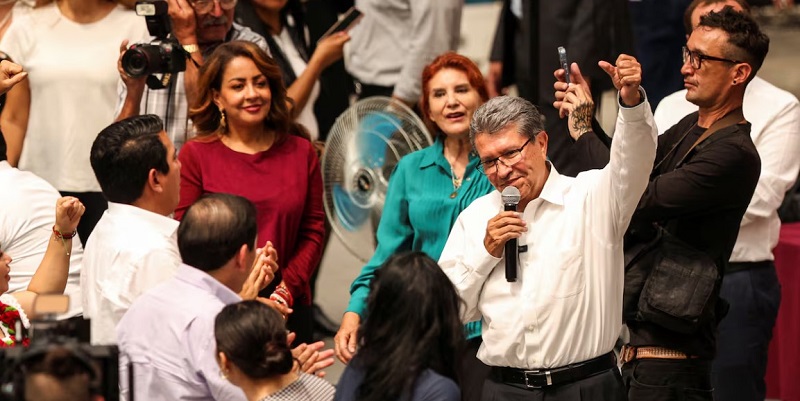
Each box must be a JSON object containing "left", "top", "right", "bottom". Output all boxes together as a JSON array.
[
  {"left": 0, "top": 4, "right": 147, "bottom": 192},
  {"left": 0, "top": 161, "right": 83, "bottom": 318},
  {"left": 273, "top": 27, "right": 320, "bottom": 140}
]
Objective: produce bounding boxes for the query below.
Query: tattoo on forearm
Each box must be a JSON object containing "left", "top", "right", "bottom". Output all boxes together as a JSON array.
[{"left": 571, "top": 102, "right": 594, "bottom": 136}]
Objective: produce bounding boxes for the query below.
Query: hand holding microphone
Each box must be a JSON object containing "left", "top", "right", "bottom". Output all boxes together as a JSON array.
[{"left": 483, "top": 186, "right": 527, "bottom": 281}]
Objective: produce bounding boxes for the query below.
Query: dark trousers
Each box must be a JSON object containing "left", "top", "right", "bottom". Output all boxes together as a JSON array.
[
  {"left": 712, "top": 263, "right": 781, "bottom": 401},
  {"left": 622, "top": 358, "right": 713, "bottom": 401},
  {"left": 460, "top": 337, "right": 491, "bottom": 401},
  {"left": 59, "top": 191, "right": 107, "bottom": 246},
  {"left": 483, "top": 368, "right": 625, "bottom": 401}
]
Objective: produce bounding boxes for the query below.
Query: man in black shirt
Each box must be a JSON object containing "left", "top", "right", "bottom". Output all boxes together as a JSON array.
[
  {"left": 619, "top": 8, "right": 768, "bottom": 401},
  {"left": 554, "top": 6, "right": 768, "bottom": 401}
]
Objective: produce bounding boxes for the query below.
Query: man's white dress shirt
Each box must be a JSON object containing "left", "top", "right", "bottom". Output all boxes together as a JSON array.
[
  {"left": 655, "top": 76, "right": 800, "bottom": 263},
  {"left": 81, "top": 202, "right": 180, "bottom": 345},
  {"left": 439, "top": 96, "right": 657, "bottom": 369},
  {"left": 0, "top": 161, "right": 83, "bottom": 318}
]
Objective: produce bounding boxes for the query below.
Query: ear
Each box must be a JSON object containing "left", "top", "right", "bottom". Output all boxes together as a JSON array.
[
  {"left": 236, "top": 243, "right": 250, "bottom": 272},
  {"left": 732, "top": 62, "right": 752, "bottom": 86},
  {"left": 537, "top": 131, "right": 549, "bottom": 157},
  {"left": 218, "top": 351, "right": 230, "bottom": 369},
  {"left": 147, "top": 168, "right": 164, "bottom": 194},
  {"left": 212, "top": 89, "right": 222, "bottom": 109}
]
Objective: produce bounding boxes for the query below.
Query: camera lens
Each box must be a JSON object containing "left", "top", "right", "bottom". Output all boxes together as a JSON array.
[{"left": 121, "top": 44, "right": 163, "bottom": 78}]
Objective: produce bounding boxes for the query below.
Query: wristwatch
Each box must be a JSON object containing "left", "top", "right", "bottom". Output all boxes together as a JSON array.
[{"left": 182, "top": 44, "right": 200, "bottom": 55}]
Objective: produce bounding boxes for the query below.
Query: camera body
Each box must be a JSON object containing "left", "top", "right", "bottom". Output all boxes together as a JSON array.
[
  {"left": 0, "top": 317, "right": 120, "bottom": 401},
  {"left": 121, "top": 0, "right": 186, "bottom": 78},
  {"left": 122, "top": 39, "right": 186, "bottom": 78}
]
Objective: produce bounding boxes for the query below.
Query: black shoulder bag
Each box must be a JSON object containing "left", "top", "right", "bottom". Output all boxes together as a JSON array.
[{"left": 623, "top": 108, "right": 745, "bottom": 334}]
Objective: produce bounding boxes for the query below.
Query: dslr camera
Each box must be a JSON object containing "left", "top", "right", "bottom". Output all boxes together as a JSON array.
[{"left": 121, "top": 0, "right": 186, "bottom": 80}]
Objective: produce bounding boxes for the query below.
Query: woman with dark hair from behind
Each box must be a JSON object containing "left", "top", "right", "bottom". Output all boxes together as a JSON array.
[
  {"left": 335, "top": 251, "right": 464, "bottom": 401},
  {"left": 215, "top": 300, "right": 335, "bottom": 401}
]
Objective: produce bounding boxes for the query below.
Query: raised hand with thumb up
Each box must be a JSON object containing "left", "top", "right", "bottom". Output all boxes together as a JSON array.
[{"left": 598, "top": 54, "right": 642, "bottom": 107}]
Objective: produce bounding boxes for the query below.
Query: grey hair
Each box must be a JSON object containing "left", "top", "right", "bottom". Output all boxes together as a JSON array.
[{"left": 469, "top": 96, "right": 546, "bottom": 150}]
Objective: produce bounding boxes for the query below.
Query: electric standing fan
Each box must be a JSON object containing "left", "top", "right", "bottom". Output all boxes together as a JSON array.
[{"left": 322, "top": 96, "right": 433, "bottom": 263}]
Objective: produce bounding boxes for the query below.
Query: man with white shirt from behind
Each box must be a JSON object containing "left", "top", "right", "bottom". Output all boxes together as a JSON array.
[
  {"left": 81, "top": 115, "right": 183, "bottom": 345},
  {"left": 1, "top": 131, "right": 84, "bottom": 319},
  {"left": 439, "top": 55, "right": 657, "bottom": 400},
  {"left": 654, "top": 2, "right": 800, "bottom": 400}
]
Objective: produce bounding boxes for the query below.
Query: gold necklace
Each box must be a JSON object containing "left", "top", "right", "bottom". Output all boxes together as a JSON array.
[{"left": 449, "top": 166, "right": 462, "bottom": 199}]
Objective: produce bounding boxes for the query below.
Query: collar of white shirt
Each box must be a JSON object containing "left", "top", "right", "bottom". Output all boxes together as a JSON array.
[
  {"left": 105, "top": 202, "right": 178, "bottom": 238},
  {"left": 509, "top": 162, "right": 569, "bottom": 211}
]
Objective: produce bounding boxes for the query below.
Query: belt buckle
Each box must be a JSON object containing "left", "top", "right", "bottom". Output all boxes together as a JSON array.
[
  {"left": 620, "top": 345, "right": 636, "bottom": 364},
  {"left": 523, "top": 370, "right": 552, "bottom": 388}
]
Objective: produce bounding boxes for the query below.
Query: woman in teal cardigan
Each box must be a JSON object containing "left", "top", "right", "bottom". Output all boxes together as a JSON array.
[{"left": 334, "top": 52, "right": 494, "bottom": 401}]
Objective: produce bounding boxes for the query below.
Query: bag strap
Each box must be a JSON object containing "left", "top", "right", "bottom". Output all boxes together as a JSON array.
[
  {"left": 673, "top": 107, "right": 745, "bottom": 168},
  {"left": 653, "top": 107, "right": 745, "bottom": 172}
]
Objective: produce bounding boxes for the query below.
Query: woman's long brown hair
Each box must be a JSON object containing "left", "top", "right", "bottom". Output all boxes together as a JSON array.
[{"left": 189, "top": 40, "right": 305, "bottom": 143}]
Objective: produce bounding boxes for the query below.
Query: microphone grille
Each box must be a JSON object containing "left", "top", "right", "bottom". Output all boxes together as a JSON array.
[{"left": 501, "top": 186, "right": 521, "bottom": 205}]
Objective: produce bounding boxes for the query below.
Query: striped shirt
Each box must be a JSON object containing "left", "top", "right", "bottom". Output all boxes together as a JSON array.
[{"left": 260, "top": 373, "right": 335, "bottom": 401}]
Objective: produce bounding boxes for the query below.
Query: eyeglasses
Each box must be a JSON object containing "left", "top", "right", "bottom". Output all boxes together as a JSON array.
[
  {"left": 476, "top": 138, "right": 532, "bottom": 175},
  {"left": 682, "top": 46, "right": 742, "bottom": 70},
  {"left": 192, "top": 0, "right": 237, "bottom": 15}
]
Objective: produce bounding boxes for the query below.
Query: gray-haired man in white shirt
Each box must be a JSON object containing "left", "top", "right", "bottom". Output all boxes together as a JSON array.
[{"left": 439, "top": 55, "right": 656, "bottom": 400}]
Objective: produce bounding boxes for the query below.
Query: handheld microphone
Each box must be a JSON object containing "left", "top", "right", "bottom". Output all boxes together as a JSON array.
[{"left": 501, "top": 186, "right": 521, "bottom": 282}]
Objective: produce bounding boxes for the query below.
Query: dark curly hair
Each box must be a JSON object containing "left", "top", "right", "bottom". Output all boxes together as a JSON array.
[{"left": 698, "top": 6, "right": 769, "bottom": 83}]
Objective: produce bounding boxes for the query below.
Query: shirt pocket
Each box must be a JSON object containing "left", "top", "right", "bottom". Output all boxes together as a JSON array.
[{"left": 544, "top": 248, "right": 585, "bottom": 299}]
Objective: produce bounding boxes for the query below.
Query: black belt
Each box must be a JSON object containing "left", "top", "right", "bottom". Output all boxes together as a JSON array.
[
  {"left": 726, "top": 260, "right": 772, "bottom": 274},
  {"left": 491, "top": 352, "right": 616, "bottom": 389},
  {"left": 357, "top": 82, "right": 394, "bottom": 99}
]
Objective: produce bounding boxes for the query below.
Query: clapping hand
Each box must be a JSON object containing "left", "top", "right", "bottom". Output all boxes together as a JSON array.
[
  {"left": 239, "top": 242, "right": 278, "bottom": 300},
  {"left": 289, "top": 333, "right": 336, "bottom": 378}
]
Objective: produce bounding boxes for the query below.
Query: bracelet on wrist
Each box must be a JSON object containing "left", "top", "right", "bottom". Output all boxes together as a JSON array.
[
  {"left": 53, "top": 225, "right": 77, "bottom": 240},
  {"left": 271, "top": 285, "right": 294, "bottom": 308},
  {"left": 270, "top": 293, "right": 288, "bottom": 306},
  {"left": 52, "top": 225, "right": 76, "bottom": 257}
]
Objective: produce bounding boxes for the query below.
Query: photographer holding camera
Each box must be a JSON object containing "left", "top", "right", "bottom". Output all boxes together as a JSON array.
[{"left": 114, "top": 0, "right": 268, "bottom": 151}]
